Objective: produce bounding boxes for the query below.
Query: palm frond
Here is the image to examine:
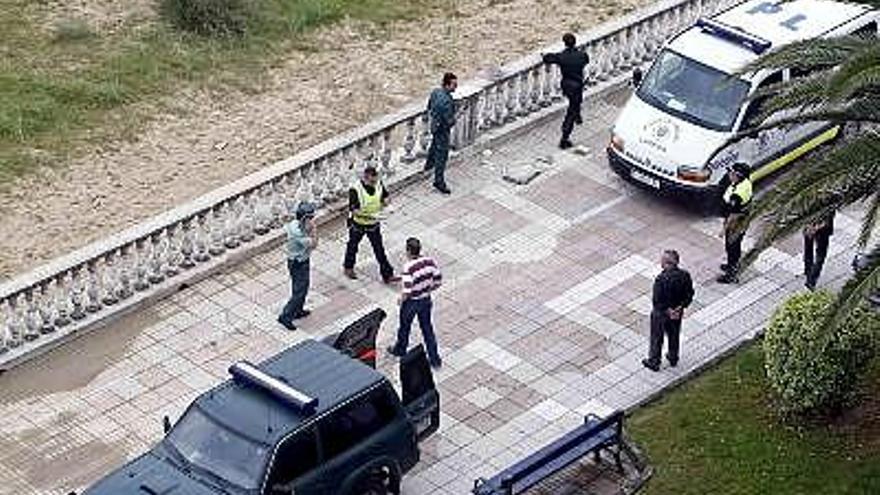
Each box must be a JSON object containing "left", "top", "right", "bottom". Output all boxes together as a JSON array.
[
  {"left": 828, "top": 65, "right": 880, "bottom": 102},
  {"left": 825, "top": 242, "right": 880, "bottom": 332},
  {"left": 735, "top": 37, "right": 867, "bottom": 75},
  {"left": 858, "top": 191, "right": 880, "bottom": 249}
]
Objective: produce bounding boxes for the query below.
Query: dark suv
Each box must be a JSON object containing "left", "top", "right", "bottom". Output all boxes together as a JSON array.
[{"left": 80, "top": 337, "right": 440, "bottom": 495}]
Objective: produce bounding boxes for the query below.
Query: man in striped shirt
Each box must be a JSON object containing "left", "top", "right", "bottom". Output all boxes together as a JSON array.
[{"left": 387, "top": 237, "right": 443, "bottom": 368}]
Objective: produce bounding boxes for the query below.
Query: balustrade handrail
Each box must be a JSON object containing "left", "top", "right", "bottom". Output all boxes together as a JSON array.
[{"left": 0, "top": 0, "right": 741, "bottom": 364}]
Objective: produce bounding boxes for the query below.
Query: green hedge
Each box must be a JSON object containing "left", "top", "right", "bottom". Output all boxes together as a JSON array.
[{"left": 763, "top": 290, "right": 879, "bottom": 415}]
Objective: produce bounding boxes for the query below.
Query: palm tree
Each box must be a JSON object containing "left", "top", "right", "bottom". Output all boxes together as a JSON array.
[{"left": 731, "top": 10, "right": 880, "bottom": 328}]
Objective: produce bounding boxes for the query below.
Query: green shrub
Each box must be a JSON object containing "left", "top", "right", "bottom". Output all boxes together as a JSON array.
[
  {"left": 763, "top": 290, "right": 880, "bottom": 416},
  {"left": 159, "top": 0, "right": 253, "bottom": 37}
]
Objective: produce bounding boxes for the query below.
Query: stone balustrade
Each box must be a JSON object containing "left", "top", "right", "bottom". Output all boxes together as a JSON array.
[{"left": 0, "top": 0, "right": 739, "bottom": 368}]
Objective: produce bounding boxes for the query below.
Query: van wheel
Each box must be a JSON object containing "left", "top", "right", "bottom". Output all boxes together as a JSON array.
[{"left": 355, "top": 465, "right": 398, "bottom": 495}]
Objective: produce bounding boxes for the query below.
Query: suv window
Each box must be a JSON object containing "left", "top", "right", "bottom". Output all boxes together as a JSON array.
[
  {"left": 318, "top": 387, "right": 398, "bottom": 460},
  {"left": 741, "top": 71, "right": 783, "bottom": 130},
  {"left": 266, "top": 428, "right": 319, "bottom": 493}
]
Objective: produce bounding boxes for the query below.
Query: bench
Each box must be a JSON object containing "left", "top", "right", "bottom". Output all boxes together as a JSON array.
[{"left": 472, "top": 410, "right": 626, "bottom": 495}]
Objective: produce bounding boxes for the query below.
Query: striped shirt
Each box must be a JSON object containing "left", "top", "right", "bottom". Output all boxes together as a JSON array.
[{"left": 401, "top": 256, "right": 442, "bottom": 300}]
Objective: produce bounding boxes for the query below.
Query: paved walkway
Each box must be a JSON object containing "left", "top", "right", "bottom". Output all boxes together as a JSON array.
[{"left": 0, "top": 88, "right": 863, "bottom": 495}]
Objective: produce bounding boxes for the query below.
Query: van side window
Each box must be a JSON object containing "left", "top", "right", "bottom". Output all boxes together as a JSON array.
[
  {"left": 852, "top": 21, "right": 878, "bottom": 39},
  {"left": 741, "top": 71, "right": 783, "bottom": 129},
  {"left": 267, "top": 428, "right": 319, "bottom": 493},
  {"left": 319, "top": 387, "right": 397, "bottom": 460}
]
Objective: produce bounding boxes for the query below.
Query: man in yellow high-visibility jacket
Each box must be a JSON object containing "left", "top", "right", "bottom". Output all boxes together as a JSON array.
[
  {"left": 717, "top": 162, "right": 753, "bottom": 284},
  {"left": 343, "top": 166, "right": 399, "bottom": 283}
]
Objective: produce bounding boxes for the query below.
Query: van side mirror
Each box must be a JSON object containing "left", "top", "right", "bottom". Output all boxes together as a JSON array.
[
  {"left": 631, "top": 68, "right": 643, "bottom": 88},
  {"left": 163, "top": 416, "right": 172, "bottom": 434}
]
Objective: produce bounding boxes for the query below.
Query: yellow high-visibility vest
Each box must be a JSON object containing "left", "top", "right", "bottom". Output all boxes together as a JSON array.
[
  {"left": 723, "top": 178, "right": 753, "bottom": 207},
  {"left": 352, "top": 181, "right": 383, "bottom": 226}
]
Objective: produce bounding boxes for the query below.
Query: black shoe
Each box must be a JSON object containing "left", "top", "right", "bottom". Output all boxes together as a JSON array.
[
  {"left": 277, "top": 316, "right": 296, "bottom": 331},
  {"left": 430, "top": 359, "right": 443, "bottom": 370},
  {"left": 641, "top": 359, "right": 660, "bottom": 372},
  {"left": 386, "top": 345, "right": 404, "bottom": 358},
  {"left": 574, "top": 115, "right": 583, "bottom": 125},
  {"left": 716, "top": 273, "right": 738, "bottom": 284},
  {"left": 424, "top": 163, "right": 434, "bottom": 171},
  {"left": 292, "top": 309, "right": 311, "bottom": 320},
  {"left": 666, "top": 355, "right": 678, "bottom": 367},
  {"left": 559, "top": 139, "right": 574, "bottom": 150},
  {"left": 383, "top": 275, "right": 401, "bottom": 284},
  {"left": 719, "top": 263, "right": 729, "bottom": 271},
  {"left": 805, "top": 280, "right": 816, "bottom": 291},
  {"left": 434, "top": 183, "right": 451, "bottom": 195}
]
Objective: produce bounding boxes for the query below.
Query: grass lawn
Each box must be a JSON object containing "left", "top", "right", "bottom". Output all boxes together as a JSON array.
[
  {"left": 629, "top": 343, "right": 880, "bottom": 495},
  {"left": 0, "top": 0, "right": 434, "bottom": 184}
]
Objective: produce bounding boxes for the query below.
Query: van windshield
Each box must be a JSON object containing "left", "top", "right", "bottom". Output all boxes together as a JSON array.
[{"left": 637, "top": 49, "right": 750, "bottom": 132}]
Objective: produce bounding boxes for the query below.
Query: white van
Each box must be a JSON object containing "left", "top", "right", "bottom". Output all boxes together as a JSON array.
[{"left": 607, "top": 0, "right": 878, "bottom": 207}]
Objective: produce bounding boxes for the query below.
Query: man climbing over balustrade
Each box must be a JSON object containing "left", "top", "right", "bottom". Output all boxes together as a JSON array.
[{"left": 542, "top": 33, "right": 590, "bottom": 149}]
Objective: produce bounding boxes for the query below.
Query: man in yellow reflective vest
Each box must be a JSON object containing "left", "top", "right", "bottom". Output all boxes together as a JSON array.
[
  {"left": 343, "top": 166, "right": 399, "bottom": 283},
  {"left": 717, "top": 162, "right": 753, "bottom": 284}
]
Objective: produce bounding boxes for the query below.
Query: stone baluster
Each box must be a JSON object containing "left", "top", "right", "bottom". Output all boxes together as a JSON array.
[
  {"left": 117, "top": 245, "right": 134, "bottom": 300},
  {"left": 310, "top": 158, "right": 327, "bottom": 207},
  {"left": 24, "top": 288, "right": 40, "bottom": 340},
  {"left": 254, "top": 185, "right": 273, "bottom": 235},
  {"left": 224, "top": 199, "right": 243, "bottom": 250},
  {"left": 401, "top": 118, "right": 418, "bottom": 162},
  {"left": 631, "top": 23, "right": 647, "bottom": 63},
  {"left": 69, "top": 267, "right": 87, "bottom": 321},
  {"left": 541, "top": 63, "right": 554, "bottom": 105},
  {"left": 38, "top": 281, "right": 56, "bottom": 334},
  {"left": 164, "top": 225, "right": 182, "bottom": 276},
  {"left": 643, "top": 16, "right": 659, "bottom": 60},
  {"left": 528, "top": 66, "right": 542, "bottom": 111},
  {"left": 239, "top": 193, "right": 256, "bottom": 244},
  {"left": 617, "top": 28, "right": 632, "bottom": 71},
  {"left": 85, "top": 260, "right": 102, "bottom": 313},
  {"left": 418, "top": 113, "right": 431, "bottom": 158},
  {"left": 380, "top": 128, "right": 394, "bottom": 177},
  {"left": 584, "top": 40, "right": 599, "bottom": 84},
  {"left": 451, "top": 100, "right": 463, "bottom": 150},
  {"left": 478, "top": 87, "right": 493, "bottom": 129},
  {"left": 324, "top": 154, "right": 341, "bottom": 203},
  {"left": 149, "top": 231, "right": 167, "bottom": 283},
  {"left": 465, "top": 94, "right": 481, "bottom": 146},
  {"left": 194, "top": 212, "right": 211, "bottom": 262},
  {"left": 505, "top": 77, "right": 518, "bottom": 122},
  {"left": 493, "top": 83, "right": 506, "bottom": 124},
  {"left": 4, "top": 294, "right": 23, "bottom": 349},
  {"left": 0, "top": 301, "right": 7, "bottom": 355},
  {"left": 599, "top": 37, "right": 615, "bottom": 81},
  {"left": 516, "top": 71, "right": 530, "bottom": 116},
  {"left": 181, "top": 217, "right": 198, "bottom": 267},
  {"left": 330, "top": 149, "right": 349, "bottom": 199},
  {"left": 101, "top": 251, "right": 120, "bottom": 305},
  {"left": 280, "top": 172, "right": 297, "bottom": 222},
  {"left": 53, "top": 273, "right": 72, "bottom": 327},
  {"left": 208, "top": 205, "right": 228, "bottom": 255},
  {"left": 134, "top": 238, "right": 151, "bottom": 291},
  {"left": 299, "top": 166, "right": 316, "bottom": 205},
  {"left": 268, "top": 179, "right": 287, "bottom": 228}
]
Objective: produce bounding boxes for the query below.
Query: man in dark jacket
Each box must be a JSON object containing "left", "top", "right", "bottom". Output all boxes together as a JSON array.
[
  {"left": 542, "top": 33, "right": 589, "bottom": 149},
  {"left": 803, "top": 210, "right": 835, "bottom": 290},
  {"left": 643, "top": 250, "right": 694, "bottom": 372},
  {"left": 426, "top": 72, "right": 458, "bottom": 194}
]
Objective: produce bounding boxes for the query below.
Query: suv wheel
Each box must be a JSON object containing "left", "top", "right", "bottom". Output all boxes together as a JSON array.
[{"left": 356, "top": 465, "right": 396, "bottom": 495}]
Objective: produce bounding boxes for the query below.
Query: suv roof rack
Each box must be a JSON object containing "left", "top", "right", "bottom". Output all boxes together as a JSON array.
[
  {"left": 696, "top": 17, "right": 773, "bottom": 54},
  {"left": 229, "top": 361, "right": 319, "bottom": 414}
]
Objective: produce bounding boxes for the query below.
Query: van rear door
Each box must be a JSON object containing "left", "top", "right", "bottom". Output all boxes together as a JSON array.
[{"left": 399, "top": 345, "right": 440, "bottom": 441}]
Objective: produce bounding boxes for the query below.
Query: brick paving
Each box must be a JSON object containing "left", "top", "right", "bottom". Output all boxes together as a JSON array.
[{"left": 0, "top": 88, "right": 863, "bottom": 495}]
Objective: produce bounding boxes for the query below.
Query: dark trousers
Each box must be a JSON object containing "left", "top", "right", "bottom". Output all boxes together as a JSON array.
[
  {"left": 392, "top": 297, "right": 441, "bottom": 366},
  {"left": 647, "top": 309, "right": 682, "bottom": 366},
  {"left": 804, "top": 232, "right": 830, "bottom": 286},
  {"left": 343, "top": 221, "right": 394, "bottom": 280},
  {"left": 561, "top": 86, "right": 583, "bottom": 141},
  {"left": 426, "top": 130, "right": 450, "bottom": 187},
  {"left": 724, "top": 231, "right": 744, "bottom": 273},
  {"left": 279, "top": 258, "right": 310, "bottom": 323}
]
